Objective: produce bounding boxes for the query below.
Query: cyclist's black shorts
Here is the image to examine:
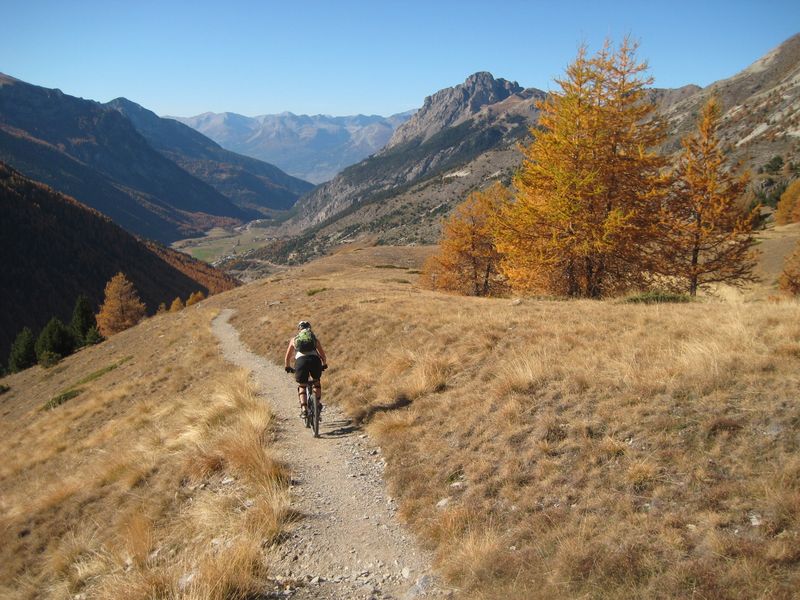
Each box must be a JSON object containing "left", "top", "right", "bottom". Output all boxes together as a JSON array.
[{"left": 295, "top": 354, "right": 322, "bottom": 384}]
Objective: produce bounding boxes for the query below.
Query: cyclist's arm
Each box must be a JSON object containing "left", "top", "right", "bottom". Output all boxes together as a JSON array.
[
  {"left": 315, "top": 340, "right": 328, "bottom": 366},
  {"left": 284, "top": 340, "right": 295, "bottom": 368}
]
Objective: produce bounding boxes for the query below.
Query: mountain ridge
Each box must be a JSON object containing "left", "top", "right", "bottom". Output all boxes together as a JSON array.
[
  {"left": 0, "top": 75, "right": 311, "bottom": 242},
  {"left": 107, "top": 98, "right": 314, "bottom": 213},
  {"left": 173, "top": 109, "right": 416, "bottom": 184}
]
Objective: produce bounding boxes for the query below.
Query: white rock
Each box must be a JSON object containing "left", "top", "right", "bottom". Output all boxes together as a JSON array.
[
  {"left": 436, "top": 497, "right": 451, "bottom": 509},
  {"left": 178, "top": 571, "right": 196, "bottom": 591}
]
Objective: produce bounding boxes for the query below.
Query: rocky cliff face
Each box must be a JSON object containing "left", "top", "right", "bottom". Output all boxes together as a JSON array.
[
  {"left": 656, "top": 32, "right": 800, "bottom": 164},
  {"left": 286, "top": 73, "right": 543, "bottom": 232},
  {"left": 385, "top": 72, "right": 524, "bottom": 149}
]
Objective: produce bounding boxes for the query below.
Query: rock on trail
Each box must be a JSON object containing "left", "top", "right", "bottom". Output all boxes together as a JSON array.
[{"left": 212, "top": 309, "right": 451, "bottom": 599}]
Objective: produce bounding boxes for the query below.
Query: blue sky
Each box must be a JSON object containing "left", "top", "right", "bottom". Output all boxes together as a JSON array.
[{"left": 1, "top": 0, "right": 798, "bottom": 118}]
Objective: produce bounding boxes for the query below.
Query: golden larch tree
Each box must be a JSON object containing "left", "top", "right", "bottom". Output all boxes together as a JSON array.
[
  {"left": 779, "top": 240, "right": 800, "bottom": 295},
  {"left": 169, "top": 297, "right": 185, "bottom": 312},
  {"left": 95, "top": 272, "right": 146, "bottom": 336},
  {"left": 494, "top": 39, "right": 667, "bottom": 297},
  {"left": 660, "top": 97, "right": 758, "bottom": 296},
  {"left": 775, "top": 179, "right": 800, "bottom": 225},
  {"left": 186, "top": 291, "right": 206, "bottom": 306},
  {"left": 421, "top": 183, "right": 511, "bottom": 296}
]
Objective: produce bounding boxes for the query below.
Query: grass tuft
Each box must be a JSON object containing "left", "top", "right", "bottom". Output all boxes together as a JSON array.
[
  {"left": 43, "top": 388, "right": 83, "bottom": 410},
  {"left": 625, "top": 290, "right": 692, "bottom": 304}
]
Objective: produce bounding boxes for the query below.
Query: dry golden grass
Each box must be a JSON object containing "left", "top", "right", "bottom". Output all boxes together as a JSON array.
[
  {"left": 220, "top": 244, "right": 800, "bottom": 599},
  {"left": 0, "top": 306, "right": 290, "bottom": 599}
]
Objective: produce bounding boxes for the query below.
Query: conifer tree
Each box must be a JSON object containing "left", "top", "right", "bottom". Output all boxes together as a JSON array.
[
  {"left": 495, "top": 39, "right": 667, "bottom": 297},
  {"left": 35, "top": 318, "right": 75, "bottom": 365},
  {"left": 775, "top": 179, "right": 800, "bottom": 225},
  {"left": 170, "top": 297, "right": 184, "bottom": 312},
  {"left": 780, "top": 240, "right": 800, "bottom": 296},
  {"left": 70, "top": 294, "right": 96, "bottom": 346},
  {"left": 8, "top": 327, "right": 36, "bottom": 373},
  {"left": 422, "top": 183, "right": 511, "bottom": 296},
  {"left": 84, "top": 326, "right": 104, "bottom": 346},
  {"left": 660, "top": 98, "right": 758, "bottom": 295},
  {"left": 186, "top": 291, "right": 206, "bottom": 306},
  {"left": 95, "top": 272, "right": 146, "bottom": 336}
]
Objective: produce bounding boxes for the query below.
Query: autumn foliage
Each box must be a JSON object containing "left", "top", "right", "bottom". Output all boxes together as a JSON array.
[
  {"left": 186, "top": 291, "right": 206, "bottom": 306},
  {"left": 421, "top": 183, "right": 511, "bottom": 296},
  {"left": 660, "top": 97, "right": 758, "bottom": 295},
  {"left": 96, "top": 272, "right": 146, "bottom": 337},
  {"left": 779, "top": 240, "right": 800, "bottom": 295},
  {"left": 170, "top": 297, "right": 185, "bottom": 312},
  {"left": 775, "top": 179, "right": 800, "bottom": 225},
  {"left": 495, "top": 39, "right": 667, "bottom": 297},
  {"left": 428, "top": 41, "right": 757, "bottom": 299}
]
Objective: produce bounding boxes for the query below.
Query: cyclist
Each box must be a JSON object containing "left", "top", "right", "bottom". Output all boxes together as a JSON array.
[{"left": 284, "top": 321, "right": 328, "bottom": 417}]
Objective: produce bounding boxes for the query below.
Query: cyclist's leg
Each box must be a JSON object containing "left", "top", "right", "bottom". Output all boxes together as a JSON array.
[
  {"left": 309, "top": 357, "right": 323, "bottom": 409},
  {"left": 295, "top": 357, "right": 311, "bottom": 413}
]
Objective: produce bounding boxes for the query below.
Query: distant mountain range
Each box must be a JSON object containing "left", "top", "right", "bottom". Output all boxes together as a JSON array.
[
  {"left": 172, "top": 110, "right": 415, "bottom": 184},
  {"left": 223, "top": 33, "right": 800, "bottom": 273},
  {"left": 0, "top": 74, "right": 312, "bottom": 242},
  {"left": 0, "top": 161, "right": 239, "bottom": 360}
]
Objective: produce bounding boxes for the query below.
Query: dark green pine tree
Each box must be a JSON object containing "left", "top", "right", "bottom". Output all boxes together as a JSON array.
[
  {"left": 35, "top": 318, "right": 75, "bottom": 366},
  {"left": 70, "top": 294, "right": 96, "bottom": 346},
  {"left": 8, "top": 327, "right": 37, "bottom": 373}
]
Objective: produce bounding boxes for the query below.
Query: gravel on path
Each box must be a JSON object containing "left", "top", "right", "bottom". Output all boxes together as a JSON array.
[{"left": 212, "top": 309, "right": 452, "bottom": 600}]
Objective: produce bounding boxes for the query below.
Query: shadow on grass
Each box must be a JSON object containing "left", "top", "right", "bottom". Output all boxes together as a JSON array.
[
  {"left": 357, "top": 394, "right": 412, "bottom": 424},
  {"left": 321, "top": 417, "right": 361, "bottom": 438}
]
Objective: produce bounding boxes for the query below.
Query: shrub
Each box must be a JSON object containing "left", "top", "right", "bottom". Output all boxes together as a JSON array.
[
  {"left": 38, "top": 351, "right": 62, "bottom": 368},
  {"left": 625, "top": 291, "right": 692, "bottom": 304},
  {"left": 44, "top": 388, "right": 82, "bottom": 410},
  {"left": 35, "top": 318, "right": 75, "bottom": 365},
  {"left": 84, "top": 326, "right": 104, "bottom": 346},
  {"left": 8, "top": 326, "right": 36, "bottom": 373}
]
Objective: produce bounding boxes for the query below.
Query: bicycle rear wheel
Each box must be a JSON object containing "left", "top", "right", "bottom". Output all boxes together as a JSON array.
[
  {"left": 303, "top": 385, "right": 312, "bottom": 429},
  {"left": 309, "top": 391, "right": 320, "bottom": 438}
]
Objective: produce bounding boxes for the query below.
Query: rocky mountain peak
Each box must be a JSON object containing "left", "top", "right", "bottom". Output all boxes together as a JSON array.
[{"left": 384, "top": 72, "right": 523, "bottom": 149}]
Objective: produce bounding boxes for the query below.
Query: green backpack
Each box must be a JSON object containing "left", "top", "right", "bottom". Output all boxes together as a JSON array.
[{"left": 295, "top": 329, "right": 317, "bottom": 353}]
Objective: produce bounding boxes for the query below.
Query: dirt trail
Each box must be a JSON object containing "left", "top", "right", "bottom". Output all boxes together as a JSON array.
[{"left": 212, "top": 309, "right": 450, "bottom": 599}]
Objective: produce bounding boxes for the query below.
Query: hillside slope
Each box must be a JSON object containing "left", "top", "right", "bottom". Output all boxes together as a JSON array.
[
  {"left": 287, "top": 72, "right": 543, "bottom": 232},
  {"left": 219, "top": 245, "right": 800, "bottom": 599},
  {"left": 0, "top": 162, "right": 238, "bottom": 359},
  {"left": 108, "top": 98, "right": 314, "bottom": 213},
  {"left": 0, "top": 305, "right": 291, "bottom": 599}
]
